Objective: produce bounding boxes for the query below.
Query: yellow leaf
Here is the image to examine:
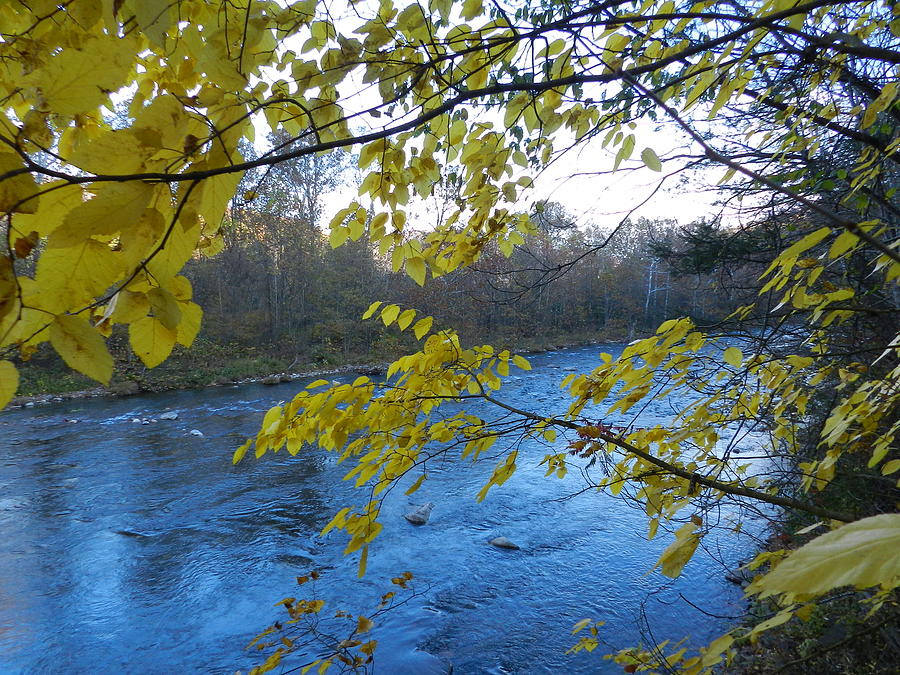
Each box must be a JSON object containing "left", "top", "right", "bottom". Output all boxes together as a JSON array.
[
  {"left": 406, "top": 257, "right": 427, "bottom": 286},
  {"left": 380, "top": 304, "right": 400, "bottom": 326},
  {"left": 54, "top": 182, "right": 155, "bottom": 248},
  {"left": 12, "top": 181, "right": 83, "bottom": 238},
  {"left": 461, "top": 0, "right": 483, "bottom": 21},
  {"left": 653, "top": 522, "right": 700, "bottom": 578},
  {"left": 129, "top": 316, "right": 177, "bottom": 368},
  {"left": 748, "top": 514, "right": 900, "bottom": 599},
  {"left": 0, "top": 256, "right": 16, "bottom": 322},
  {"left": 881, "top": 459, "right": 900, "bottom": 476},
  {"left": 397, "top": 309, "right": 416, "bottom": 331},
  {"left": 362, "top": 301, "right": 382, "bottom": 320},
  {"left": 413, "top": 316, "right": 433, "bottom": 339},
  {"left": 146, "top": 220, "right": 201, "bottom": 283},
  {"left": 571, "top": 618, "right": 592, "bottom": 634},
  {"left": 176, "top": 301, "right": 203, "bottom": 347},
  {"left": 0, "top": 153, "right": 40, "bottom": 214},
  {"left": 723, "top": 347, "right": 742, "bottom": 367},
  {"left": 49, "top": 314, "right": 113, "bottom": 384},
  {"left": 27, "top": 38, "right": 134, "bottom": 116},
  {"left": 232, "top": 439, "right": 252, "bottom": 464},
  {"left": 357, "top": 545, "right": 368, "bottom": 578},
  {"left": 404, "top": 473, "right": 427, "bottom": 495},
  {"left": 108, "top": 290, "right": 150, "bottom": 324},
  {"left": 134, "top": 0, "right": 172, "bottom": 47},
  {"left": 330, "top": 225, "right": 349, "bottom": 249},
  {"left": 70, "top": 130, "right": 147, "bottom": 175},
  {"left": 117, "top": 208, "right": 165, "bottom": 268},
  {"left": 356, "top": 615, "right": 375, "bottom": 634},
  {"left": 147, "top": 287, "right": 182, "bottom": 331},
  {"left": 512, "top": 354, "right": 531, "bottom": 371},
  {"left": 0, "top": 360, "right": 19, "bottom": 408}
]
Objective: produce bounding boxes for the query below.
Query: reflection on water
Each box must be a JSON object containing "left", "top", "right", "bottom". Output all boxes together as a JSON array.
[{"left": 0, "top": 346, "right": 758, "bottom": 673}]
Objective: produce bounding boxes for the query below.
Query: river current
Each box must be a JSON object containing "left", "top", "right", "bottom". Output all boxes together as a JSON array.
[{"left": 0, "top": 345, "right": 757, "bottom": 674}]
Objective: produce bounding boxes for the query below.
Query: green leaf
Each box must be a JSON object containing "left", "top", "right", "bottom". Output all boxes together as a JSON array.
[
  {"left": 641, "top": 147, "right": 662, "bottom": 172},
  {"left": 748, "top": 514, "right": 900, "bottom": 599},
  {"left": 49, "top": 314, "right": 113, "bottom": 384}
]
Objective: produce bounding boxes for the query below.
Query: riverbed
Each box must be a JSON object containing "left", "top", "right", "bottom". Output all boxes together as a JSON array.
[{"left": 0, "top": 345, "right": 757, "bottom": 673}]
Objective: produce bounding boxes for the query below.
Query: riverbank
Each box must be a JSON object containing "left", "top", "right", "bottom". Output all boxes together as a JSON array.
[{"left": 9, "top": 329, "right": 623, "bottom": 408}]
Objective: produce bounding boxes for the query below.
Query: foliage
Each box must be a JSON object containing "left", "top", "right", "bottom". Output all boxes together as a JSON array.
[
  {"left": 1, "top": 0, "right": 899, "bottom": 671},
  {"left": 244, "top": 570, "right": 417, "bottom": 675}
]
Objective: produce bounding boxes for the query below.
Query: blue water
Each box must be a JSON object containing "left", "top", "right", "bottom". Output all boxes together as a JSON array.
[{"left": 0, "top": 345, "right": 759, "bottom": 673}]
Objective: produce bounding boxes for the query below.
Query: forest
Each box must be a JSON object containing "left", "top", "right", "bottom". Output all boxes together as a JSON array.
[{"left": 0, "top": 0, "right": 898, "bottom": 673}]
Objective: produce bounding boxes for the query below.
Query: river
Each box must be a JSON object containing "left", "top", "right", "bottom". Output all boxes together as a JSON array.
[{"left": 0, "top": 345, "right": 759, "bottom": 674}]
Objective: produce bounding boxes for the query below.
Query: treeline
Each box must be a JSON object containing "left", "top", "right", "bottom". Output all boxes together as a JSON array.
[{"left": 183, "top": 148, "right": 746, "bottom": 363}]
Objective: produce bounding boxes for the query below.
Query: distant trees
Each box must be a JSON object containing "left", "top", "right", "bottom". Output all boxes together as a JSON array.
[{"left": 186, "top": 188, "right": 727, "bottom": 356}]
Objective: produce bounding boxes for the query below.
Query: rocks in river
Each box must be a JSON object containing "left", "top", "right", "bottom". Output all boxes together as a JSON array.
[
  {"left": 114, "top": 529, "right": 148, "bottom": 538},
  {"left": 261, "top": 375, "right": 282, "bottom": 385},
  {"left": 189, "top": 429, "right": 204, "bottom": 437},
  {"left": 158, "top": 411, "right": 178, "bottom": 420},
  {"left": 725, "top": 566, "right": 754, "bottom": 587},
  {"left": 489, "top": 536, "right": 520, "bottom": 550},
  {"left": 404, "top": 502, "right": 435, "bottom": 525}
]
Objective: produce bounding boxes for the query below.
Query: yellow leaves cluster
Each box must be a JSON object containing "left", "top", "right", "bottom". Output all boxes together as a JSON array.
[
  {"left": 0, "top": 2, "right": 269, "bottom": 396},
  {"left": 747, "top": 514, "right": 900, "bottom": 601},
  {"left": 236, "top": 304, "right": 537, "bottom": 568}
]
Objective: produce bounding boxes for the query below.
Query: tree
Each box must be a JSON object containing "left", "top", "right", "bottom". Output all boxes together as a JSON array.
[{"left": 1, "top": 1, "right": 898, "bottom": 671}]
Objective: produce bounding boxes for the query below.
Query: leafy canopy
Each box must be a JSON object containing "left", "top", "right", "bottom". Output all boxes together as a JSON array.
[{"left": 1, "top": 0, "right": 899, "bottom": 671}]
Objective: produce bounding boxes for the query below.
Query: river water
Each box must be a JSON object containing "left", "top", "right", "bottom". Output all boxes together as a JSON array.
[{"left": 0, "top": 345, "right": 758, "bottom": 674}]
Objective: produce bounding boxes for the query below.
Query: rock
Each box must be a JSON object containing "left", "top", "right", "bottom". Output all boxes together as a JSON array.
[
  {"left": 114, "top": 529, "right": 148, "bottom": 538},
  {"left": 159, "top": 411, "right": 178, "bottom": 420},
  {"left": 261, "top": 375, "right": 281, "bottom": 385},
  {"left": 489, "top": 536, "right": 520, "bottom": 550},
  {"left": 404, "top": 502, "right": 435, "bottom": 525},
  {"left": 189, "top": 429, "right": 204, "bottom": 437},
  {"left": 109, "top": 380, "right": 140, "bottom": 396},
  {"left": 131, "top": 418, "right": 142, "bottom": 424},
  {"left": 725, "top": 566, "right": 754, "bottom": 586}
]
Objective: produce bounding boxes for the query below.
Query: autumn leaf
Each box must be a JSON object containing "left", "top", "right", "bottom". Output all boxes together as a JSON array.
[
  {"left": 49, "top": 315, "right": 114, "bottom": 384},
  {"left": 748, "top": 514, "right": 900, "bottom": 599},
  {"left": 0, "top": 360, "right": 18, "bottom": 408}
]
